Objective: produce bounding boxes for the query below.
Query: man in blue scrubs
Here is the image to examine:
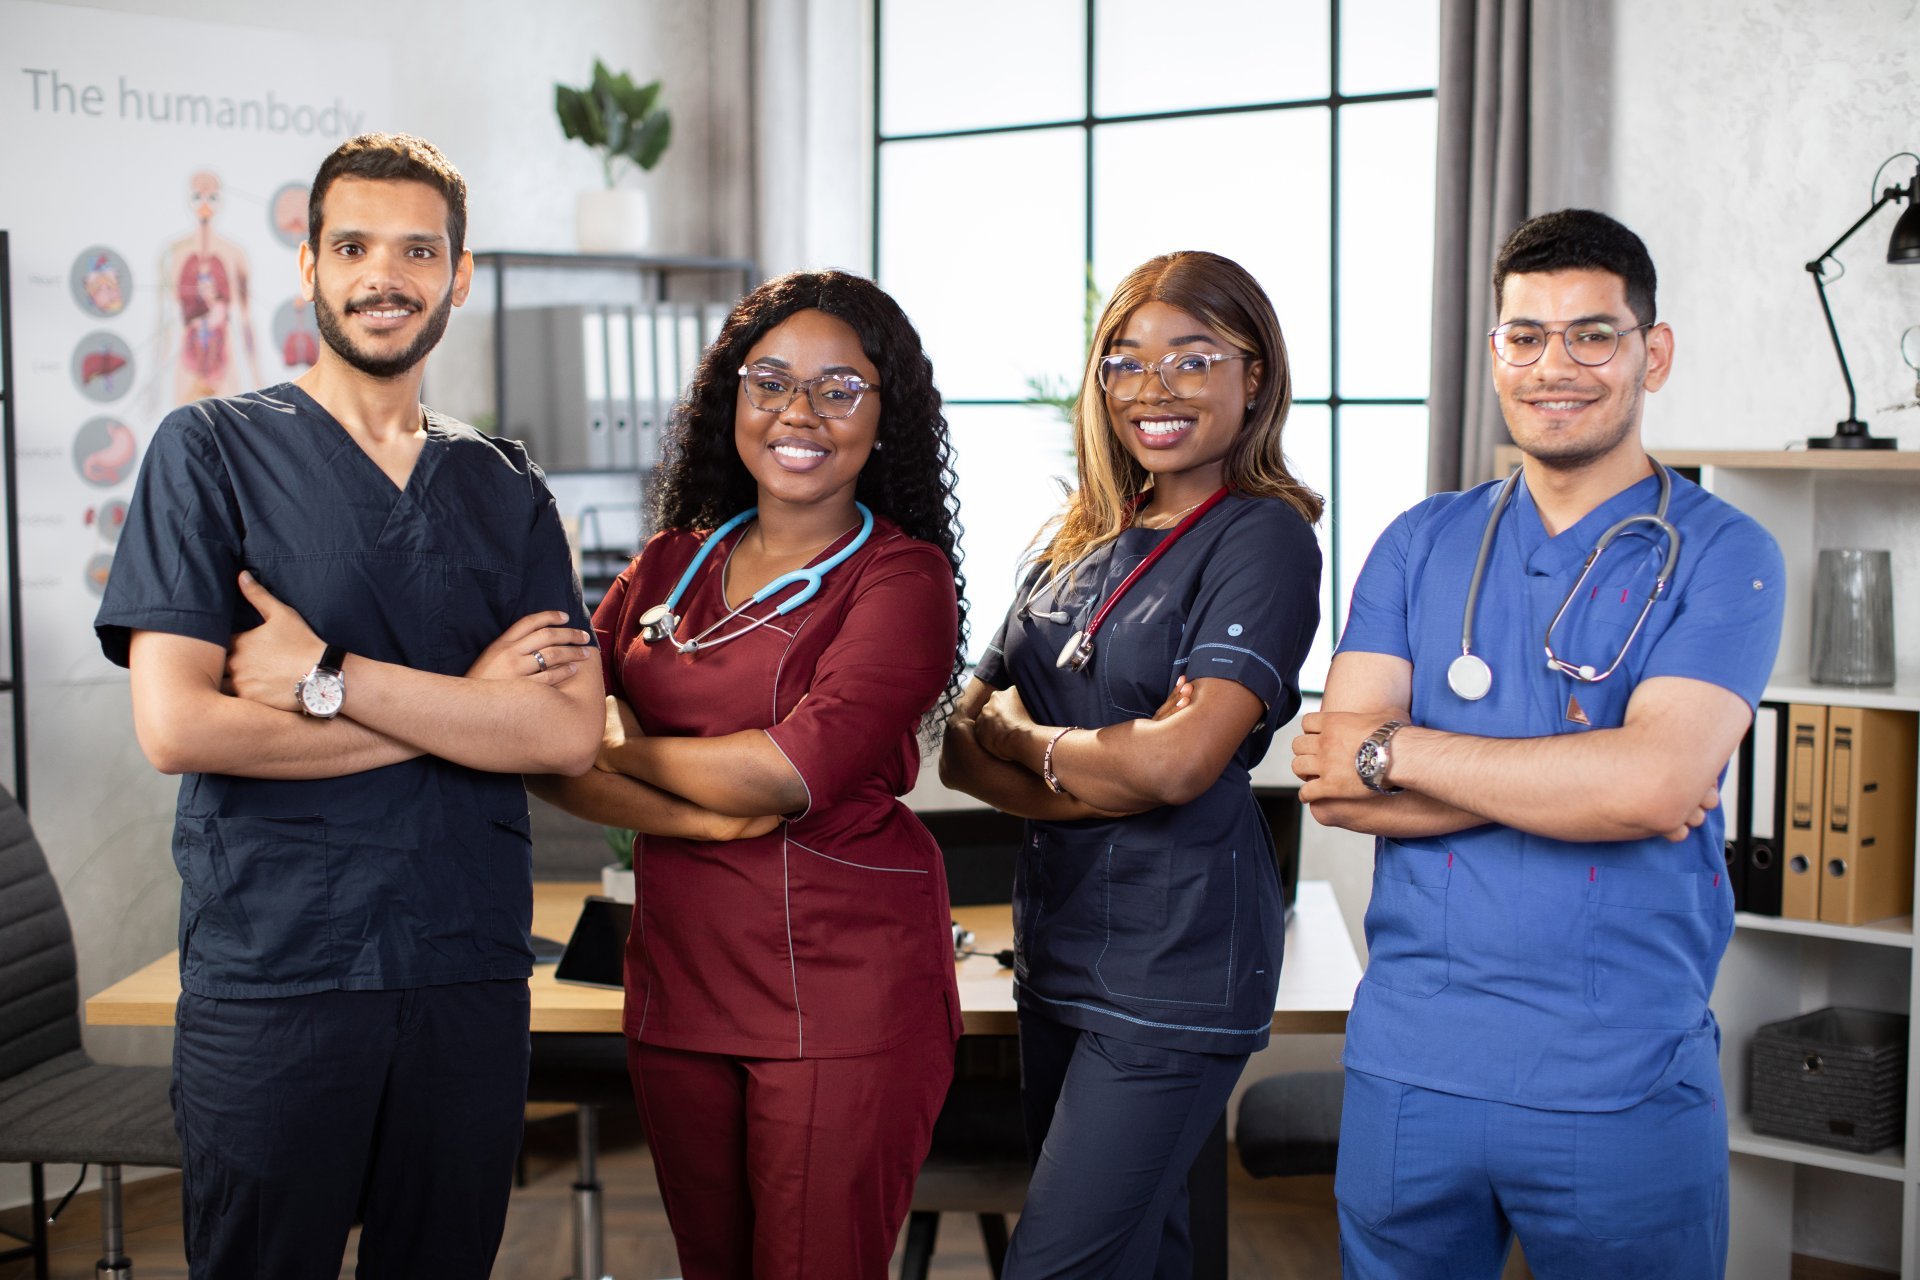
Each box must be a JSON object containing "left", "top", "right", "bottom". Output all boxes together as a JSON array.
[
  {"left": 1293, "top": 210, "right": 1784, "bottom": 1277},
  {"left": 95, "top": 134, "right": 604, "bottom": 1279}
]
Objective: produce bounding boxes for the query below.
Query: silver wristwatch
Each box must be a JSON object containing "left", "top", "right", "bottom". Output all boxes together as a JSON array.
[
  {"left": 1354, "top": 720, "right": 1407, "bottom": 794},
  {"left": 295, "top": 644, "right": 347, "bottom": 719}
]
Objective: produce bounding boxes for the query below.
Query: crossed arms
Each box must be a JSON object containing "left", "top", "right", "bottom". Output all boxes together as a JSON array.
[{"left": 1292, "top": 651, "right": 1751, "bottom": 843}]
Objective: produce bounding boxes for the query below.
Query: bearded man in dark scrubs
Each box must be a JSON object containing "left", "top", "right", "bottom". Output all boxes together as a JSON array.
[{"left": 95, "top": 133, "right": 607, "bottom": 1279}]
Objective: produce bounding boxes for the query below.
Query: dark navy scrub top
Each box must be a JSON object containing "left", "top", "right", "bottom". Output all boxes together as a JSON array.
[
  {"left": 1337, "top": 467, "right": 1784, "bottom": 1110},
  {"left": 977, "top": 493, "right": 1321, "bottom": 1055},
  {"left": 95, "top": 385, "right": 592, "bottom": 1000}
]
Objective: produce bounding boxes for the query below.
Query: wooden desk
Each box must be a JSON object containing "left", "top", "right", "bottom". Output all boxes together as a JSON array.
[{"left": 87, "top": 880, "right": 1360, "bottom": 1035}]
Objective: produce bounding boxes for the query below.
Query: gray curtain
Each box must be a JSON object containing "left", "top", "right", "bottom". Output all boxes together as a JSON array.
[{"left": 1425, "top": 0, "right": 1615, "bottom": 493}]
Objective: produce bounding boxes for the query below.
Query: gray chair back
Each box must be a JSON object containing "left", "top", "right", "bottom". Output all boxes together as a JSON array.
[{"left": 0, "top": 789, "right": 84, "bottom": 1083}]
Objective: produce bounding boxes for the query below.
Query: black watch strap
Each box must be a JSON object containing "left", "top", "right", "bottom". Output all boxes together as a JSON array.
[{"left": 318, "top": 643, "right": 346, "bottom": 673}]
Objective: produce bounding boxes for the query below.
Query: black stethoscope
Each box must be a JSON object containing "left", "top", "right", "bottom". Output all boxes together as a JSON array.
[
  {"left": 637, "top": 503, "right": 874, "bottom": 655},
  {"left": 1449, "top": 462, "right": 1681, "bottom": 701},
  {"left": 1019, "top": 488, "right": 1229, "bottom": 673}
]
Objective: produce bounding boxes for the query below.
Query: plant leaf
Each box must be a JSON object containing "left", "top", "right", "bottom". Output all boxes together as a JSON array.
[{"left": 630, "top": 111, "right": 672, "bottom": 171}]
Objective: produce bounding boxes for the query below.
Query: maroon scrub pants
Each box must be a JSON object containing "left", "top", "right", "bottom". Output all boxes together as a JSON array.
[{"left": 628, "top": 1018, "right": 955, "bottom": 1280}]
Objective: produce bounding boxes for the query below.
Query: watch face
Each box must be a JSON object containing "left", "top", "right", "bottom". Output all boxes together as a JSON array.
[
  {"left": 301, "top": 670, "right": 345, "bottom": 718},
  {"left": 1356, "top": 741, "right": 1384, "bottom": 782}
]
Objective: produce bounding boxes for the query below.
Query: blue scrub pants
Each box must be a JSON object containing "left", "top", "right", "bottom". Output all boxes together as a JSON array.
[
  {"left": 1336, "top": 1067, "right": 1729, "bottom": 1279},
  {"left": 171, "top": 980, "right": 531, "bottom": 1280},
  {"left": 1003, "top": 1012, "right": 1248, "bottom": 1280}
]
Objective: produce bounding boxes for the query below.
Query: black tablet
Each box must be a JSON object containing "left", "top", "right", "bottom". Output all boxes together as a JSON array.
[{"left": 552, "top": 895, "right": 633, "bottom": 990}]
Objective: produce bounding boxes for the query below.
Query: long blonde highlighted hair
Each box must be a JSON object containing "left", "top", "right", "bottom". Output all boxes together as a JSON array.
[{"left": 1040, "top": 251, "right": 1323, "bottom": 575}]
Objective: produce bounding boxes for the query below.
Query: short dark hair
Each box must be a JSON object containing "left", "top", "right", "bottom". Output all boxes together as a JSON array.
[
  {"left": 307, "top": 133, "right": 468, "bottom": 257},
  {"left": 1493, "top": 209, "right": 1657, "bottom": 325}
]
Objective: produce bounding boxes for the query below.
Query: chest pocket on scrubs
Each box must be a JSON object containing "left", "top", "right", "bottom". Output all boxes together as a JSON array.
[
  {"left": 1098, "top": 620, "right": 1180, "bottom": 718},
  {"left": 1094, "top": 843, "right": 1237, "bottom": 1008},
  {"left": 437, "top": 562, "right": 523, "bottom": 669},
  {"left": 1587, "top": 864, "right": 1724, "bottom": 1030},
  {"left": 1363, "top": 840, "right": 1451, "bottom": 998}
]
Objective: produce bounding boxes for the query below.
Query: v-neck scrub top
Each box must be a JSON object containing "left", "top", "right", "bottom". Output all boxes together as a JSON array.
[
  {"left": 1336, "top": 468, "right": 1785, "bottom": 1111},
  {"left": 595, "top": 515, "right": 964, "bottom": 1059},
  {"left": 977, "top": 494, "right": 1322, "bottom": 1054},
  {"left": 95, "top": 385, "right": 592, "bottom": 999}
]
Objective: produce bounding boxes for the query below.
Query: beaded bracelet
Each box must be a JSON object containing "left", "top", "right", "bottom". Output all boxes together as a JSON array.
[{"left": 1042, "top": 726, "right": 1077, "bottom": 795}]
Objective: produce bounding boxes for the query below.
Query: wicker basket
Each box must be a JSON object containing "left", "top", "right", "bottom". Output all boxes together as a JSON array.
[{"left": 1749, "top": 1007, "right": 1908, "bottom": 1154}]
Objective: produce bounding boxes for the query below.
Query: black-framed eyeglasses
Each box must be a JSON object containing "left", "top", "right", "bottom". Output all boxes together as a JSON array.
[
  {"left": 737, "top": 365, "right": 880, "bottom": 419},
  {"left": 1097, "top": 351, "right": 1250, "bottom": 402},
  {"left": 1488, "top": 320, "right": 1653, "bottom": 368}
]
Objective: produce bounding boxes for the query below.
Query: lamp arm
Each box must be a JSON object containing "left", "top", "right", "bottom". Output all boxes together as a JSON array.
[
  {"left": 1804, "top": 185, "right": 1910, "bottom": 427},
  {"left": 1809, "top": 266, "right": 1860, "bottom": 423}
]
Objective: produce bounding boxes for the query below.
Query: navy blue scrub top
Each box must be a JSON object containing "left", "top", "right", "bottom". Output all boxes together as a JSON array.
[
  {"left": 95, "top": 385, "right": 592, "bottom": 999},
  {"left": 1337, "top": 467, "right": 1785, "bottom": 1110},
  {"left": 977, "top": 493, "right": 1321, "bottom": 1054}
]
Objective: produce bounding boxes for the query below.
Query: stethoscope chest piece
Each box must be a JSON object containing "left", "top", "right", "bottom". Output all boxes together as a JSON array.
[
  {"left": 638, "top": 604, "right": 679, "bottom": 645},
  {"left": 1447, "top": 652, "right": 1493, "bottom": 701},
  {"left": 1056, "top": 630, "right": 1093, "bottom": 672}
]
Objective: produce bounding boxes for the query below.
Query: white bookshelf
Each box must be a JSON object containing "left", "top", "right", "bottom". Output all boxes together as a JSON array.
[{"left": 1705, "top": 455, "right": 1918, "bottom": 1280}]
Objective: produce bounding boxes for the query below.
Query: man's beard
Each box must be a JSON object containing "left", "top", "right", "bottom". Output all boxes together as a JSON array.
[{"left": 313, "top": 284, "right": 454, "bottom": 380}]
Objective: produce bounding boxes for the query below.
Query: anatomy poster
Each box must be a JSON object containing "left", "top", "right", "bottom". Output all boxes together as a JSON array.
[{"left": 0, "top": 0, "right": 390, "bottom": 682}]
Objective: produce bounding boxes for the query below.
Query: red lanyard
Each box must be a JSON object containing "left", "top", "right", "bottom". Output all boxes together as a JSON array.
[{"left": 1057, "top": 487, "right": 1230, "bottom": 671}]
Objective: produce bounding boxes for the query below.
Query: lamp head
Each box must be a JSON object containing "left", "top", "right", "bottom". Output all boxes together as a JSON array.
[{"left": 1890, "top": 177, "right": 1920, "bottom": 264}]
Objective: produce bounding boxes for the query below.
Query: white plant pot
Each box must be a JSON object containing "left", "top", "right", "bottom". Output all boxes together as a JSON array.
[
  {"left": 600, "top": 863, "right": 635, "bottom": 904},
  {"left": 575, "top": 188, "right": 651, "bottom": 255}
]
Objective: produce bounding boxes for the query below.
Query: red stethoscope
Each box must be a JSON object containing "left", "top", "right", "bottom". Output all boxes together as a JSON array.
[{"left": 1019, "top": 487, "right": 1230, "bottom": 673}]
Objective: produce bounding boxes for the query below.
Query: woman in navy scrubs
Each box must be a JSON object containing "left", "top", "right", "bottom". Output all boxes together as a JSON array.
[
  {"left": 531, "top": 271, "right": 967, "bottom": 1280},
  {"left": 941, "top": 251, "right": 1322, "bottom": 1278}
]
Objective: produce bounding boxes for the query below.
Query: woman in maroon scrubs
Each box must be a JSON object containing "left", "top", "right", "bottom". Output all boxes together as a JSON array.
[{"left": 531, "top": 270, "right": 966, "bottom": 1280}]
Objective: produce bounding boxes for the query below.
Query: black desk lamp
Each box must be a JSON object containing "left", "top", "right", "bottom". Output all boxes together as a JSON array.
[{"left": 1805, "top": 154, "right": 1920, "bottom": 449}]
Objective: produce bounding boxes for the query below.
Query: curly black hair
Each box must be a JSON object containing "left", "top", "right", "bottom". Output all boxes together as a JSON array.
[{"left": 651, "top": 269, "right": 968, "bottom": 734}]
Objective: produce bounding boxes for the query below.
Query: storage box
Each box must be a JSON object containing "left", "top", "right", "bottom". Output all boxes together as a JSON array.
[{"left": 1749, "top": 1007, "right": 1908, "bottom": 1153}]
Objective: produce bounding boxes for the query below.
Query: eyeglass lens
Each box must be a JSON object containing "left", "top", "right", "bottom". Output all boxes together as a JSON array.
[
  {"left": 1098, "top": 353, "right": 1220, "bottom": 401},
  {"left": 740, "top": 368, "right": 868, "bottom": 418},
  {"left": 1491, "top": 323, "right": 1627, "bottom": 368}
]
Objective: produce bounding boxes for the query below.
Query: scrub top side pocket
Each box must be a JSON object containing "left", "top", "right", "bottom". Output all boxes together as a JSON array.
[
  {"left": 1093, "top": 842, "right": 1237, "bottom": 1009},
  {"left": 1586, "top": 864, "right": 1721, "bottom": 1030},
  {"left": 1363, "top": 840, "right": 1452, "bottom": 998}
]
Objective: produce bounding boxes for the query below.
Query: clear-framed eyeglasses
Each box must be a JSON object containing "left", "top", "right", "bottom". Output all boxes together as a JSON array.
[
  {"left": 1097, "top": 351, "right": 1250, "bottom": 402},
  {"left": 1488, "top": 320, "right": 1653, "bottom": 368},
  {"left": 737, "top": 365, "right": 880, "bottom": 419}
]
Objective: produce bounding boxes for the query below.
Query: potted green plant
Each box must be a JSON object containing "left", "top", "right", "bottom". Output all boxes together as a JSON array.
[
  {"left": 600, "top": 825, "right": 637, "bottom": 903},
  {"left": 555, "top": 60, "right": 672, "bottom": 253}
]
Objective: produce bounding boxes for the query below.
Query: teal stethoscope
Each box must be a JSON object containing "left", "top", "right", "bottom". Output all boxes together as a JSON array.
[
  {"left": 637, "top": 503, "right": 875, "bottom": 655},
  {"left": 1448, "top": 462, "right": 1681, "bottom": 701}
]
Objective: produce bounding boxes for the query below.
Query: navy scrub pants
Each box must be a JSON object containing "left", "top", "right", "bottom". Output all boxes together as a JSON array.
[
  {"left": 1003, "top": 1011, "right": 1249, "bottom": 1280},
  {"left": 1336, "top": 1066, "right": 1730, "bottom": 1279},
  {"left": 171, "top": 979, "right": 531, "bottom": 1280}
]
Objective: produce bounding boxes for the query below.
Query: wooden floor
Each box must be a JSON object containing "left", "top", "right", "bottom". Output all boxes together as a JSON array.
[{"left": 0, "top": 1109, "right": 1349, "bottom": 1280}]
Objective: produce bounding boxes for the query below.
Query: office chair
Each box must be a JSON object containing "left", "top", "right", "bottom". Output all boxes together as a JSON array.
[
  {"left": 1234, "top": 1070, "right": 1343, "bottom": 1180},
  {"left": 0, "top": 786, "right": 179, "bottom": 1279}
]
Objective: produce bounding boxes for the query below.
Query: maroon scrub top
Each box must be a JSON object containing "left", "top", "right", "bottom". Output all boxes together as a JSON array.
[{"left": 596, "top": 515, "right": 965, "bottom": 1059}]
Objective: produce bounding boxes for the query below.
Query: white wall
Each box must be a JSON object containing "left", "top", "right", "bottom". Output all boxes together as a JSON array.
[{"left": 1605, "top": 0, "right": 1920, "bottom": 454}]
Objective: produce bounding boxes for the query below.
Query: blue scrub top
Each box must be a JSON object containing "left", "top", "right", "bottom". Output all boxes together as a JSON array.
[
  {"left": 1338, "top": 467, "right": 1784, "bottom": 1110},
  {"left": 95, "top": 385, "right": 591, "bottom": 999},
  {"left": 978, "top": 493, "right": 1321, "bottom": 1054}
]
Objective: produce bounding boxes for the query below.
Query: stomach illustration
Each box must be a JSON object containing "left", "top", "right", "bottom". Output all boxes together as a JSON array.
[{"left": 82, "top": 421, "right": 138, "bottom": 484}]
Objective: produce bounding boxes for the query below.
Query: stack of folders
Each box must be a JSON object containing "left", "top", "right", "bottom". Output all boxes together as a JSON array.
[
  {"left": 1724, "top": 702, "right": 1918, "bottom": 924},
  {"left": 499, "top": 302, "right": 731, "bottom": 473}
]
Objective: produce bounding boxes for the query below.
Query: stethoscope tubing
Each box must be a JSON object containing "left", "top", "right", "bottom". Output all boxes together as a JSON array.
[
  {"left": 643, "top": 503, "right": 875, "bottom": 655},
  {"left": 1454, "top": 460, "right": 1679, "bottom": 697}
]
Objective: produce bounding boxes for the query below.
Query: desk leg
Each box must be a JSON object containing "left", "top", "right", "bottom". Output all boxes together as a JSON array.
[{"left": 1186, "top": 1111, "right": 1228, "bottom": 1280}]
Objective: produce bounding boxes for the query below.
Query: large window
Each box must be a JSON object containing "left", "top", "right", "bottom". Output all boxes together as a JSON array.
[{"left": 873, "top": 0, "right": 1439, "bottom": 692}]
